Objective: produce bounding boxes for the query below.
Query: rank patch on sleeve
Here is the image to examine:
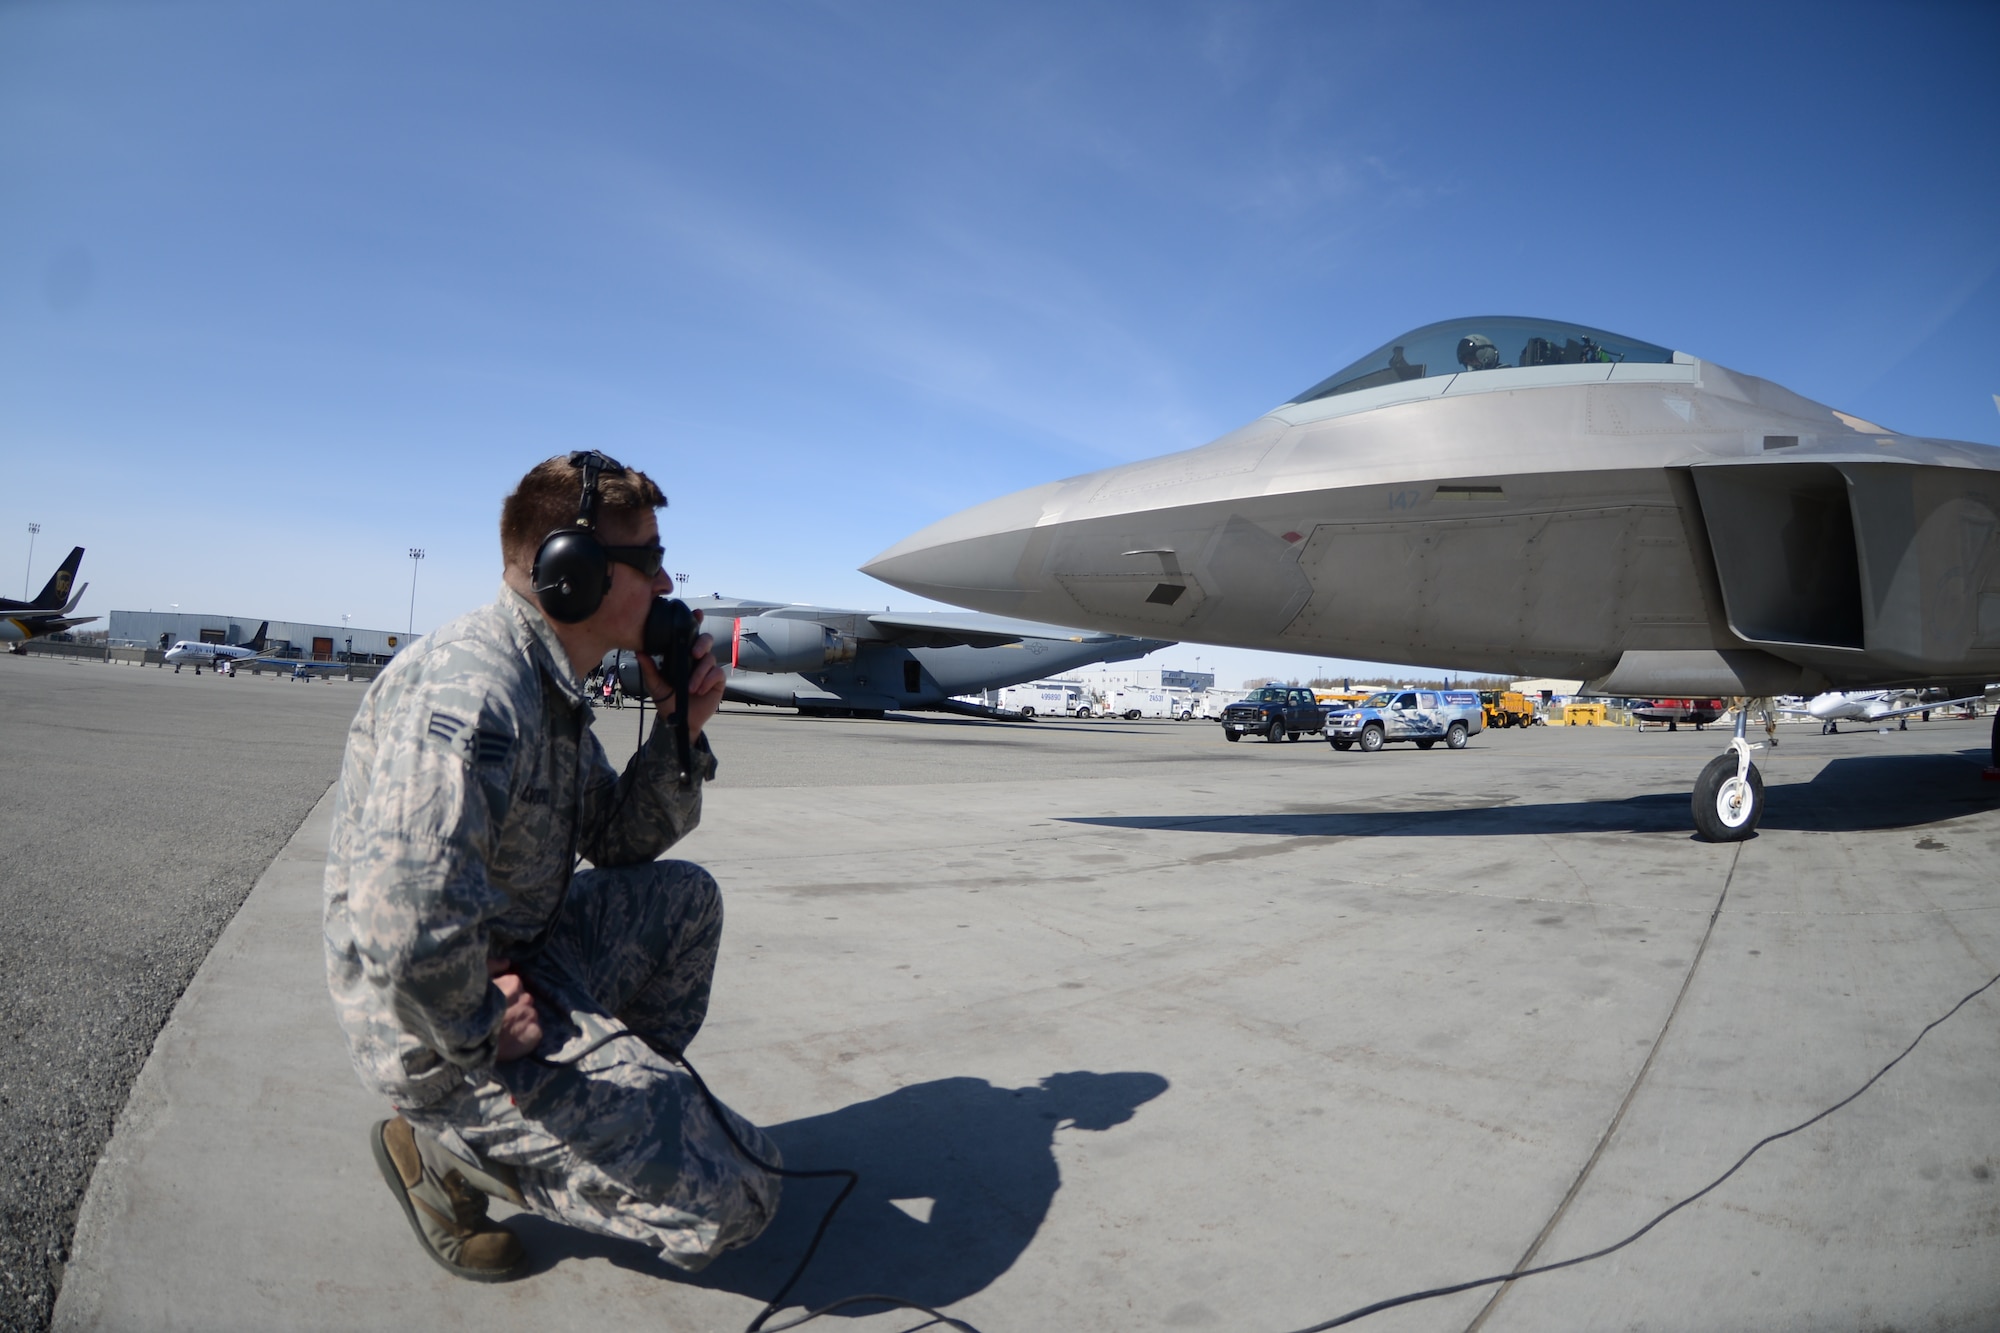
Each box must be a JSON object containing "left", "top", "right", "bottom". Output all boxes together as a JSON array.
[
  {"left": 423, "top": 709, "right": 478, "bottom": 763},
  {"left": 474, "top": 728, "right": 513, "bottom": 768}
]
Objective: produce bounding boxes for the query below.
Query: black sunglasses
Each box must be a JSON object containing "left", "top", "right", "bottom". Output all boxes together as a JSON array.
[{"left": 602, "top": 544, "right": 665, "bottom": 579}]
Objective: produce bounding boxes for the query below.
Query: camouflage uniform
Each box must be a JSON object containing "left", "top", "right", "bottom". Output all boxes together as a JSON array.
[{"left": 324, "top": 585, "right": 779, "bottom": 1269}]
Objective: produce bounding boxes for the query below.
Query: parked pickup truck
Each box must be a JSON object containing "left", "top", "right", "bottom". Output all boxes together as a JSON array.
[
  {"left": 1326, "top": 689, "right": 1485, "bottom": 752},
  {"left": 1221, "top": 685, "right": 1327, "bottom": 742}
]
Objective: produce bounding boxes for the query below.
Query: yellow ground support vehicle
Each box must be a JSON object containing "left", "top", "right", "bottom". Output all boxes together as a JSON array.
[
  {"left": 1314, "top": 689, "right": 1370, "bottom": 709},
  {"left": 1478, "top": 690, "right": 1536, "bottom": 728}
]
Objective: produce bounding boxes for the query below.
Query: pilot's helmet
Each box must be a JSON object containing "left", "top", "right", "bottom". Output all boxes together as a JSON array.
[{"left": 1456, "top": 334, "right": 1501, "bottom": 371}]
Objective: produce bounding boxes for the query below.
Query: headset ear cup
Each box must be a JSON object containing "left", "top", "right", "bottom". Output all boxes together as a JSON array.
[{"left": 532, "top": 529, "right": 610, "bottom": 622}]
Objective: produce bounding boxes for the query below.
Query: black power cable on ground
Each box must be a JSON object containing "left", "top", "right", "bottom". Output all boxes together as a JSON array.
[
  {"left": 1276, "top": 966, "right": 2000, "bottom": 1333},
  {"left": 531, "top": 1028, "right": 980, "bottom": 1333},
  {"left": 577, "top": 698, "right": 1993, "bottom": 1332}
]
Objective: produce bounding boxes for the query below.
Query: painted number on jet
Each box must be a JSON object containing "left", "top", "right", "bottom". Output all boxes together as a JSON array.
[{"left": 1388, "top": 490, "right": 1422, "bottom": 510}]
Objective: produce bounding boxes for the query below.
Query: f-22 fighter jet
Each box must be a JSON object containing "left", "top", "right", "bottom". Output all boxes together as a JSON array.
[{"left": 865, "top": 314, "right": 2000, "bottom": 840}]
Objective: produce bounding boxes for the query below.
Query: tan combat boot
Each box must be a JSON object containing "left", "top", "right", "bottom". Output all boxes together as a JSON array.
[{"left": 371, "top": 1117, "right": 525, "bottom": 1282}]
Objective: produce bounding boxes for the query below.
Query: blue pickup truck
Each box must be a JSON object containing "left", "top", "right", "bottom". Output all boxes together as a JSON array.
[
  {"left": 1325, "top": 689, "right": 1485, "bottom": 752},
  {"left": 1220, "top": 685, "right": 1328, "bottom": 742}
]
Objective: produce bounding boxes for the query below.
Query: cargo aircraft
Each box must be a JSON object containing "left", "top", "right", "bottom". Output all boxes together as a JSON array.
[
  {"left": 652, "top": 595, "right": 1169, "bottom": 717},
  {"left": 0, "top": 547, "right": 94, "bottom": 646},
  {"left": 864, "top": 315, "right": 2000, "bottom": 840}
]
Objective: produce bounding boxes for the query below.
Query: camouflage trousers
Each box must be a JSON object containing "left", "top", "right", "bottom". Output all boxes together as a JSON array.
[{"left": 406, "top": 859, "right": 782, "bottom": 1270}]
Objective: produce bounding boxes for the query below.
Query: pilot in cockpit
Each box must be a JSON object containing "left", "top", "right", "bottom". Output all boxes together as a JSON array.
[{"left": 1456, "top": 333, "right": 1503, "bottom": 372}]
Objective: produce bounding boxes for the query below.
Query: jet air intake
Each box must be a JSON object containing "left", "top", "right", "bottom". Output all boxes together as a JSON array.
[{"left": 727, "top": 616, "right": 859, "bottom": 673}]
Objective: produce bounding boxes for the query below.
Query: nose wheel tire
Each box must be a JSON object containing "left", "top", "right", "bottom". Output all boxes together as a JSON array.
[{"left": 1692, "top": 751, "right": 1763, "bottom": 842}]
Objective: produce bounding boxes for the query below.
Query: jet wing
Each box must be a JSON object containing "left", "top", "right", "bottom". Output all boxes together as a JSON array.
[
  {"left": 236, "top": 656, "right": 350, "bottom": 673},
  {"left": 862, "top": 611, "right": 1137, "bottom": 650},
  {"left": 1861, "top": 694, "right": 1983, "bottom": 721}
]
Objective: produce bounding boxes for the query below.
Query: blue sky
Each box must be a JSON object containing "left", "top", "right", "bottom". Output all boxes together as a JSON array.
[{"left": 5, "top": 2, "right": 1997, "bottom": 686}]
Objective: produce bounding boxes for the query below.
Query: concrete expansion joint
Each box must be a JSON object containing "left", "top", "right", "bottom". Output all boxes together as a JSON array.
[{"left": 1462, "top": 843, "right": 1743, "bottom": 1331}]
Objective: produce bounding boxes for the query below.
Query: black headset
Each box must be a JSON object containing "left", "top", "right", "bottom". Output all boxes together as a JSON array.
[{"left": 530, "top": 450, "right": 628, "bottom": 623}]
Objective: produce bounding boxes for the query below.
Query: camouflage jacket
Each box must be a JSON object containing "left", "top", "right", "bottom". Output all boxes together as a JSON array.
[{"left": 324, "top": 585, "right": 716, "bottom": 1108}]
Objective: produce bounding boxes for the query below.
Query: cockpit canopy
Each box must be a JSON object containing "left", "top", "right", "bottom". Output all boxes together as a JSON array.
[{"left": 1288, "top": 316, "right": 1675, "bottom": 405}]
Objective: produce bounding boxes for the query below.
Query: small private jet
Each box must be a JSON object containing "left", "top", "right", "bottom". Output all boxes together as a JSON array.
[
  {"left": 1631, "top": 698, "right": 1725, "bottom": 731},
  {"left": 163, "top": 622, "right": 268, "bottom": 674},
  {"left": 1786, "top": 689, "right": 1980, "bottom": 734}
]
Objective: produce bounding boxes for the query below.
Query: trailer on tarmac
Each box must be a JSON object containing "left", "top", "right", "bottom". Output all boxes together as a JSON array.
[
  {"left": 1110, "top": 687, "right": 1185, "bottom": 720},
  {"left": 994, "top": 683, "right": 1081, "bottom": 718}
]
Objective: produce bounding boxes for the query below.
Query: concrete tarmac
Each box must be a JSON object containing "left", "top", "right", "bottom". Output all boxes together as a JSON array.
[
  {"left": 0, "top": 656, "right": 364, "bottom": 1333},
  {"left": 33, "top": 689, "right": 2000, "bottom": 1331}
]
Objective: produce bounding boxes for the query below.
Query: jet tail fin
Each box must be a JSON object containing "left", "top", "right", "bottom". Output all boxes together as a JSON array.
[
  {"left": 31, "top": 547, "right": 85, "bottom": 610},
  {"left": 236, "top": 621, "right": 269, "bottom": 651}
]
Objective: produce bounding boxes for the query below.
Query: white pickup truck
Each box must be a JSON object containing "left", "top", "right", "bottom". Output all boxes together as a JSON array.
[{"left": 1326, "top": 689, "right": 1485, "bottom": 752}]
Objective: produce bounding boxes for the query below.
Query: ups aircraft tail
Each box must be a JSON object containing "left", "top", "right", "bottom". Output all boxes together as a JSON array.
[{"left": 19, "top": 547, "right": 85, "bottom": 611}]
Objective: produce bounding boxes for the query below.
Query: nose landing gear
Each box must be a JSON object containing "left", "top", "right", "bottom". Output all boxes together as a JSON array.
[{"left": 1691, "top": 699, "right": 1771, "bottom": 842}]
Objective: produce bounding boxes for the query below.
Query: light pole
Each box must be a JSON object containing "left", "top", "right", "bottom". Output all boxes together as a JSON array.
[
  {"left": 407, "top": 549, "right": 425, "bottom": 635},
  {"left": 23, "top": 523, "right": 38, "bottom": 599},
  {"left": 341, "top": 613, "right": 352, "bottom": 662}
]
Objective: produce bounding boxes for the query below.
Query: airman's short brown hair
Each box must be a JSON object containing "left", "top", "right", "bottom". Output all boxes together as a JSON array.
[{"left": 500, "top": 454, "right": 667, "bottom": 570}]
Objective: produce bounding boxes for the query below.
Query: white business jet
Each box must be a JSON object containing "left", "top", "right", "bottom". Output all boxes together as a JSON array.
[
  {"left": 1787, "top": 689, "right": 1981, "bottom": 734},
  {"left": 163, "top": 622, "right": 268, "bottom": 674}
]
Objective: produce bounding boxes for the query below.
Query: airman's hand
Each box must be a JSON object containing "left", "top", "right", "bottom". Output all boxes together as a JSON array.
[
  {"left": 488, "top": 960, "right": 543, "bottom": 1063},
  {"left": 636, "top": 616, "right": 725, "bottom": 740}
]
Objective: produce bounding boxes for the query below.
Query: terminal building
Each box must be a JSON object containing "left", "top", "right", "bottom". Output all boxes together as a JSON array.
[{"left": 105, "top": 611, "right": 411, "bottom": 663}]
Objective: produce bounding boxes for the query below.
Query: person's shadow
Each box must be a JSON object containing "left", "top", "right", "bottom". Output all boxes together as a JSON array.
[{"left": 508, "top": 1069, "right": 1169, "bottom": 1316}]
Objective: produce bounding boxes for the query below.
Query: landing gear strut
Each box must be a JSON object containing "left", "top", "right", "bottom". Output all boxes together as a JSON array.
[{"left": 1692, "top": 698, "right": 1767, "bottom": 842}]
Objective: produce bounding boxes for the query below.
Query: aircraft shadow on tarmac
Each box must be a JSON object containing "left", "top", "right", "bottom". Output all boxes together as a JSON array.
[
  {"left": 1062, "top": 751, "right": 2000, "bottom": 839},
  {"left": 505, "top": 1069, "right": 1169, "bottom": 1313}
]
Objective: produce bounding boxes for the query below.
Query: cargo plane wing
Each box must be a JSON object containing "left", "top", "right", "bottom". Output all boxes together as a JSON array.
[
  {"left": 668, "top": 594, "right": 1170, "bottom": 716},
  {"left": 864, "top": 314, "right": 2000, "bottom": 838}
]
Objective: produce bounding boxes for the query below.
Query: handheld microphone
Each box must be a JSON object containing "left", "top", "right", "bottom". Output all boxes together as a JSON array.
[{"left": 642, "top": 598, "right": 698, "bottom": 786}]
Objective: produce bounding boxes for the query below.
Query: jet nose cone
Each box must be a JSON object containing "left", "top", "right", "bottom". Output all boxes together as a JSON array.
[{"left": 862, "top": 481, "right": 1060, "bottom": 615}]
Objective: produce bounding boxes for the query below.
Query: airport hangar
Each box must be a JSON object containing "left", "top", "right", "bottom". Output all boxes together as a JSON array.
[{"left": 105, "top": 610, "right": 409, "bottom": 663}]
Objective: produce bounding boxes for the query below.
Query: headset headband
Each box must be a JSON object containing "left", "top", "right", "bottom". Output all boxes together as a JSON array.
[{"left": 566, "top": 450, "right": 627, "bottom": 531}]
